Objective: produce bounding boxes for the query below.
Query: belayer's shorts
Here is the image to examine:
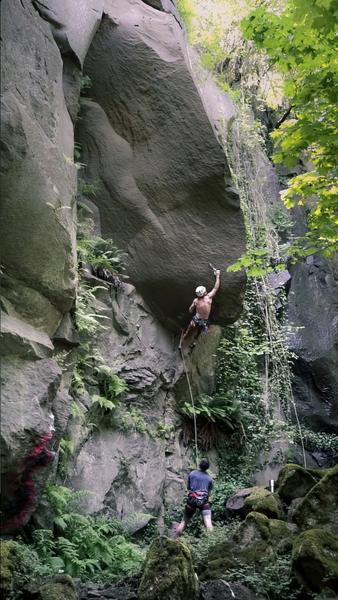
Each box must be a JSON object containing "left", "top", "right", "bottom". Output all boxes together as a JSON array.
[{"left": 184, "top": 501, "right": 211, "bottom": 520}]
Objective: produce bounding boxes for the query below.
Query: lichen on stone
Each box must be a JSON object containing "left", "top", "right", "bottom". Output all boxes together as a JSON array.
[
  {"left": 25, "top": 575, "right": 77, "bottom": 600},
  {"left": 138, "top": 535, "right": 199, "bottom": 600},
  {"left": 292, "top": 464, "right": 338, "bottom": 532},
  {"left": 276, "top": 463, "right": 321, "bottom": 503},
  {"left": 0, "top": 540, "right": 17, "bottom": 596},
  {"left": 292, "top": 528, "right": 338, "bottom": 593},
  {"left": 243, "top": 486, "right": 284, "bottom": 519}
]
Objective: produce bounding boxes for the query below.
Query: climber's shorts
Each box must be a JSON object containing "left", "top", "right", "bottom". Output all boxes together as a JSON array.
[
  {"left": 184, "top": 501, "right": 211, "bottom": 521},
  {"left": 191, "top": 315, "right": 209, "bottom": 333}
]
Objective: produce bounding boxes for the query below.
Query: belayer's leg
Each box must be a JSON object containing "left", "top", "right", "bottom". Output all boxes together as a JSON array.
[
  {"left": 174, "top": 504, "right": 194, "bottom": 537},
  {"left": 201, "top": 507, "right": 213, "bottom": 531}
]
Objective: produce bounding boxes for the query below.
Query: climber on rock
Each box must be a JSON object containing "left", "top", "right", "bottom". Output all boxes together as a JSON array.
[
  {"left": 179, "top": 268, "right": 220, "bottom": 348},
  {"left": 174, "top": 458, "right": 214, "bottom": 536}
]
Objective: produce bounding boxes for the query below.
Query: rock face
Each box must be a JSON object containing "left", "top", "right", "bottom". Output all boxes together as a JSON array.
[
  {"left": 68, "top": 280, "right": 201, "bottom": 517},
  {"left": 0, "top": 357, "right": 70, "bottom": 532},
  {"left": 1, "top": 0, "right": 77, "bottom": 334},
  {"left": 0, "top": 0, "right": 79, "bottom": 533},
  {"left": 138, "top": 536, "right": 199, "bottom": 600},
  {"left": 287, "top": 254, "right": 338, "bottom": 432},
  {"left": 77, "top": 0, "right": 246, "bottom": 330},
  {"left": 0, "top": 314, "right": 54, "bottom": 360}
]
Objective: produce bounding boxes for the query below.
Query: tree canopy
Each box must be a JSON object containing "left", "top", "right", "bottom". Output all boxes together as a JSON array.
[{"left": 242, "top": 0, "right": 338, "bottom": 257}]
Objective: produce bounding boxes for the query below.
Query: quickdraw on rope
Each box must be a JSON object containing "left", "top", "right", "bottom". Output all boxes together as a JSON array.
[{"left": 179, "top": 343, "right": 199, "bottom": 469}]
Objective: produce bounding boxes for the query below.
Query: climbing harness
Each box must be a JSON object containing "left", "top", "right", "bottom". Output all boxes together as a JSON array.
[{"left": 179, "top": 345, "right": 199, "bottom": 469}]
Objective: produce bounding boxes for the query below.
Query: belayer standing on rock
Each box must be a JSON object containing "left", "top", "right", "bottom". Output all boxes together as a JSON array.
[
  {"left": 175, "top": 458, "right": 214, "bottom": 536},
  {"left": 179, "top": 268, "right": 220, "bottom": 348}
]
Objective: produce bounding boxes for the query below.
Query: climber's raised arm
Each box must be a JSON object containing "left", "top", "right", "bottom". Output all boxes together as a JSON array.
[{"left": 207, "top": 270, "right": 220, "bottom": 298}]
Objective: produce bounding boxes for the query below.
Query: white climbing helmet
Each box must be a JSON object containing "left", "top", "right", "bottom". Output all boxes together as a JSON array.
[{"left": 195, "top": 286, "right": 207, "bottom": 297}]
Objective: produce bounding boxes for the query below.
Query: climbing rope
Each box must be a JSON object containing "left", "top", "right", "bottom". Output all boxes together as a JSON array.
[{"left": 179, "top": 343, "right": 199, "bottom": 469}]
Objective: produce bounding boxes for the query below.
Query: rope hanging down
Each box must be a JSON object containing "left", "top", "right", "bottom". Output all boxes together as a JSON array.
[{"left": 179, "top": 345, "right": 199, "bottom": 469}]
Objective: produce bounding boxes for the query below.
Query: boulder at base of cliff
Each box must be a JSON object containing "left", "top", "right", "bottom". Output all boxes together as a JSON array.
[
  {"left": 138, "top": 536, "right": 199, "bottom": 600},
  {"left": 292, "top": 464, "right": 338, "bottom": 532},
  {"left": 201, "top": 512, "right": 296, "bottom": 580},
  {"left": 24, "top": 575, "right": 78, "bottom": 600},
  {"left": 276, "top": 463, "right": 321, "bottom": 503},
  {"left": 201, "top": 580, "right": 266, "bottom": 600},
  {"left": 292, "top": 529, "right": 338, "bottom": 594},
  {"left": 243, "top": 487, "right": 284, "bottom": 520},
  {"left": 226, "top": 486, "right": 284, "bottom": 520}
]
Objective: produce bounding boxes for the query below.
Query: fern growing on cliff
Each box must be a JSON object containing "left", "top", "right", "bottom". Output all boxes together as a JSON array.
[
  {"left": 75, "top": 283, "right": 109, "bottom": 336},
  {"left": 77, "top": 236, "right": 127, "bottom": 277},
  {"left": 24, "top": 485, "right": 145, "bottom": 581}
]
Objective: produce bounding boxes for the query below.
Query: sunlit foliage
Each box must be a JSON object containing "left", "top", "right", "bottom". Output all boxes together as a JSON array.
[{"left": 242, "top": 0, "right": 338, "bottom": 256}]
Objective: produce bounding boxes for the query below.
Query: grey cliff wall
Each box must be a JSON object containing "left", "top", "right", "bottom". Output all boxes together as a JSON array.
[
  {"left": 0, "top": 0, "right": 78, "bottom": 530},
  {"left": 1, "top": 0, "right": 77, "bottom": 333},
  {"left": 77, "top": 0, "right": 246, "bottom": 329},
  {"left": 0, "top": 0, "right": 244, "bottom": 529},
  {"left": 287, "top": 253, "right": 338, "bottom": 434}
]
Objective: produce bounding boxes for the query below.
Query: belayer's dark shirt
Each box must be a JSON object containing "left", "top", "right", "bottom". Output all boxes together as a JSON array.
[{"left": 187, "top": 469, "right": 213, "bottom": 495}]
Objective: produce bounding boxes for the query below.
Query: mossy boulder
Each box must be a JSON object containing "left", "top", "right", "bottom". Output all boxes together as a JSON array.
[
  {"left": 243, "top": 487, "right": 284, "bottom": 519},
  {"left": 138, "top": 536, "right": 199, "bottom": 600},
  {"left": 292, "top": 464, "right": 338, "bottom": 532},
  {"left": 201, "top": 512, "right": 296, "bottom": 580},
  {"left": 276, "top": 463, "right": 322, "bottom": 503},
  {"left": 0, "top": 540, "right": 17, "bottom": 596},
  {"left": 234, "top": 512, "right": 295, "bottom": 556},
  {"left": 292, "top": 528, "right": 338, "bottom": 594},
  {"left": 24, "top": 575, "right": 78, "bottom": 600},
  {"left": 226, "top": 486, "right": 284, "bottom": 520}
]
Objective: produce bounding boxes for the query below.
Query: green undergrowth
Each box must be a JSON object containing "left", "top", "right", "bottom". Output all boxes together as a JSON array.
[
  {"left": 225, "top": 553, "right": 301, "bottom": 600},
  {"left": 5, "top": 486, "right": 145, "bottom": 596},
  {"left": 182, "top": 521, "right": 241, "bottom": 569},
  {"left": 289, "top": 425, "right": 338, "bottom": 456}
]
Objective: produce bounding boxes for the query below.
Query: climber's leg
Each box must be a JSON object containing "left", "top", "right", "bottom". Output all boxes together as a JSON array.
[{"left": 179, "top": 320, "right": 196, "bottom": 348}]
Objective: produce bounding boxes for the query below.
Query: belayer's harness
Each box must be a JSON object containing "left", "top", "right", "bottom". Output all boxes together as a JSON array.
[{"left": 187, "top": 490, "right": 209, "bottom": 508}]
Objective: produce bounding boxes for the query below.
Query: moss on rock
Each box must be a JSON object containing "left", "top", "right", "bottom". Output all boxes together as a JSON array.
[
  {"left": 243, "top": 487, "right": 284, "bottom": 519},
  {"left": 0, "top": 540, "right": 17, "bottom": 596},
  {"left": 277, "top": 463, "right": 321, "bottom": 503},
  {"left": 138, "top": 536, "right": 199, "bottom": 600},
  {"left": 201, "top": 512, "right": 296, "bottom": 581},
  {"left": 292, "top": 464, "right": 338, "bottom": 532},
  {"left": 292, "top": 528, "right": 338, "bottom": 594},
  {"left": 25, "top": 575, "right": 77, "bottom": 600}
]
